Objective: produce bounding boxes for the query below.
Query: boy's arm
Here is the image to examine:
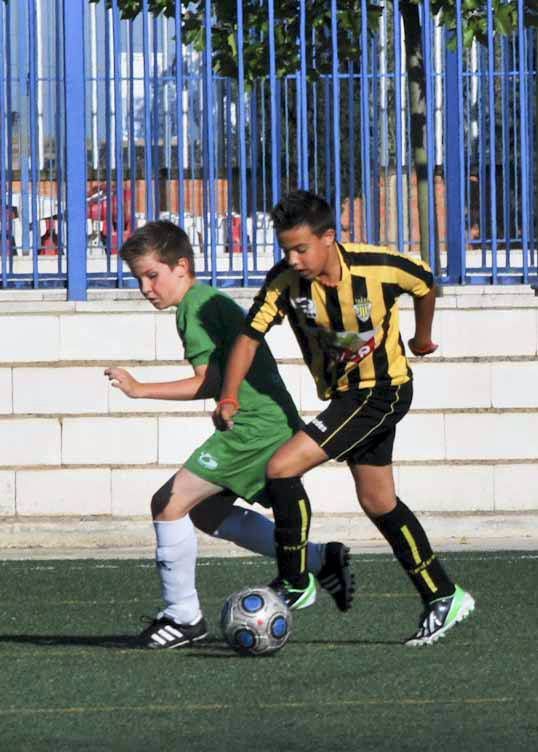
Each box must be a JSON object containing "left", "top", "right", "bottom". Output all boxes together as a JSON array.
[
  {"left": 104, "top": 363, "right": 221, "bottom": 400},
  {"left": 212, "top": 333, "right": 261, "bottom": 430},
  {"left": 408, "top": 285, "right": 438, "bottom": 356}
]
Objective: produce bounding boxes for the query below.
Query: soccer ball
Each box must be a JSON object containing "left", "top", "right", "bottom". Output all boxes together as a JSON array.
[{"left": 220, "top": 586, "right": 292, "bottom": 656}]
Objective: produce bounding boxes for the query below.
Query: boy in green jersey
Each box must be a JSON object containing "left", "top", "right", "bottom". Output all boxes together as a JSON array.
[{"left": 105, "top": 220, "right": 354, "bottom": 649}]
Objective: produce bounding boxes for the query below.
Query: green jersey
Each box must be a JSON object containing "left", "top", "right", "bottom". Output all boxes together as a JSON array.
[{"left": 177, "top": 283, "right": 301, "bottom": 502}]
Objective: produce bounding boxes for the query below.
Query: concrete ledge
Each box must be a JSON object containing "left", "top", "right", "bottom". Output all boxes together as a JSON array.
[{"left": 1, "top": 511, "right": 537, "bottom": 559}]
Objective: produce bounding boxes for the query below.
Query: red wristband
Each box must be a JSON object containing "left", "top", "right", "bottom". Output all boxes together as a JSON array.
[{"left": 218, "top": 397, "right": 240, "bottom": 410}]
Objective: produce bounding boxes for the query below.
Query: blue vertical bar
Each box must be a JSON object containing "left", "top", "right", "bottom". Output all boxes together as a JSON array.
[
  {"left": 360, "top": 0, "right": 371, "bottom": 242},
  {"left": 55, "top": 0, "right": 64, "bottom": 262},
  {"left": 250, "top": 86, "right": 259, "bottom": 269},
  {"left": 64, "top": 0, "right": 87, "bottom": 300},
  {"left": 518, "top": 0, "right": 530, "bottom": 281},
  {"left": 224, "top": 78, "right": 233, "bottom": 268},
  {"left": 104, "top": 6, "right": 113, "bottom": 265},
  {"left": 444, "top": 6, "right": 466, "bottom": 283},
  {"left": 299, "top": 0, "right": 308, "bottom": 189},
  {"left": 18, "top": 0, "right": 30, "bottom": 255},
  {"left": 236, "top": 0, "right": 248, "bottom": 286},
  {"left": 174, "top": 1, "right": 185, "bottom": 225},
  {"left": 331, "top": 0, "right": 341, "bottom": 236},
  {"left": 128, "top": 23, "right": 137, "bottom": 232},
  {"left": 268, "top": 0, "right": 280, "bottom": 241},
  {"left": 0, "top": 0, "right": 7, "bottom": 285},
  {"left": 478, "top": 45, "right": 487, "bottom": 263},
  {"left": 347, "top": 62, "right": 355, "bottom": 241},
  {"left": 392, "top": 0, "right": 404, "bottom": 250},
  {"left": 5, "top": 2, "right": 13, "bottom": 267},
  {"left": 423, "top": 0, "right": 437, "bottom": 273},
  {"left": 527, "top": 33, "right": 535, "bottom": 265},
  {"left": 203, "top": 0, "right": 217, "bottom": 285},
  {"left": 112, "top": 1, "right": 124, "bottom": 282},
  {"left": 486, "top": 0, "right": 497, "bottom": 282},
  {"left": 294, "top": 78, "right": 301, "bottom": 189},
  {"left": 142, "top": 1, "right": 154, "bottom": 220},
  {"left": 152, "top": 15, "right": 160, "bottom": 218},
  {"left": 28, "top": 0, "right": 40, "bottom": 283},
  {"left": 371, "top": 35, "right": 380, "bottom": 244},
  {"left": 500, "top": 36, "right": 511, "bottom": 265},
  {"left": 324, "top": 76, "right": 332, "bottom": 202}
]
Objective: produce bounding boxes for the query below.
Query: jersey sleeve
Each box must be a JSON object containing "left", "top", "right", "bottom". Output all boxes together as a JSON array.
[
  {"left": 178, "top": 307, "right": 216, "bottom": 367},
  {"left": 243, "top": 261, "right": 292, "bottom": 340},
  {"left": 386, "top": 250, "right": 434, "bottom": 298}
]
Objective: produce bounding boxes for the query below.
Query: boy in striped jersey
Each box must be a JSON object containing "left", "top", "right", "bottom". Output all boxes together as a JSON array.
[{"left": 214, "top": 191, "right": 475, "bottom": 646}]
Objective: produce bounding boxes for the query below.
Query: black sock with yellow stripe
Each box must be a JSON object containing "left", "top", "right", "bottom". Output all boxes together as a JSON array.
[
  {"left": 373, "top": 498, "right": 454, "bottom": 603},
  {"left": 266, "top": 477, "right": 311, "bottom": 589}
]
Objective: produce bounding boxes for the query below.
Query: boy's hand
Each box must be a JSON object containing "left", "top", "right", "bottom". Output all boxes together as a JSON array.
[
  {"left": 407, "top": 337, "right": 438, "bottom": 357},
  {"left": 104, "top": 367, "right": 143, "bottom": 398},
  {"left": 212, "top": 400, "right": 238, "bottom": 431}
]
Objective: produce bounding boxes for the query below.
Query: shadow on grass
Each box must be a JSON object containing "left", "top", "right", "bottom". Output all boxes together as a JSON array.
[{"left": 0, "top": 634, "right": 403, "bottom": 652}]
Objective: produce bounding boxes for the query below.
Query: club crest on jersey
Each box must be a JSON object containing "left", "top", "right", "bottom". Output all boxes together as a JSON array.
[
  {"left": 198, "top": 452, "right": 218, "bottom": 470},
  {"left": 353, "top": 297, "right": 372, "bottom": 323},
  {"left": 291, "top": 297, "right": 317, "bottom": 320}
]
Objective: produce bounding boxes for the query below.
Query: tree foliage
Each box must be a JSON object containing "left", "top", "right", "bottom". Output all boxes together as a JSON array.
[{"left": 91, "top": 0, "right": 538, "bottom": 69}]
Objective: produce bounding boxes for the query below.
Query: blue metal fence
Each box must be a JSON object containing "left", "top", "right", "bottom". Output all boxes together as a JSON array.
[{"left": 0, "top": 0, "right": 536, "bottom": 299}]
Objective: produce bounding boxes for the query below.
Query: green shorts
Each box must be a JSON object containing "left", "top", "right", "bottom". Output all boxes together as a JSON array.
[{"left": 183, "top": 409, "right": 297, "bottom": 506}]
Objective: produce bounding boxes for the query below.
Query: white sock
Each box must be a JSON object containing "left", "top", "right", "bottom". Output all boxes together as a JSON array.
[
  {"left": 213, "top": 506, "right": 325, "bottom": 574},
  {"left": 153, "top": 517, "right": 201, "bottom": 625}
]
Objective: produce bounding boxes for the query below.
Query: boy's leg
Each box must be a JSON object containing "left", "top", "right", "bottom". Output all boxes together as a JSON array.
[
  {"left": 190, "top": 493, "right": 324, "bottom": 573},
  {"left": 349, "top": 462, "right": 475, "bottom": 645},
  {"left": 265, "top": 431, "right": 329, "bottom": 606},
  {"left": 349, "top": 463, "right": 455, "bottom": 602},
  {"left": 142, "top": 469, "right": 222, "bottom": 649}
]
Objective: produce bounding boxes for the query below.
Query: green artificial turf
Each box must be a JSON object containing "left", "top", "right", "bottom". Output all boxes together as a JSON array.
[{"left": 0, "top": 551, "right": 536, "bottom": 752}]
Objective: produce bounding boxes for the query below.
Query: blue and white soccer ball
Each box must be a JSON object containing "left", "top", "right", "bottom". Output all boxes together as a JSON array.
[{"left": 220, "top": 586, "right": 292, "bottom": 656}]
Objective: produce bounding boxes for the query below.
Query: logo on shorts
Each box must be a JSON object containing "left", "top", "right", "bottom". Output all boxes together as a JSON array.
[
  {"left": 353, "top": 297, "right": 372, "bottom": 323},
  {"left": 291, "top": 297, "right": 317, "bottom": 320},
  {"left": 311, "top": 418, "right": 327, "bottom": 433},
  {"left": 198, "top": 452, "right": 218, "bottom": 470}
]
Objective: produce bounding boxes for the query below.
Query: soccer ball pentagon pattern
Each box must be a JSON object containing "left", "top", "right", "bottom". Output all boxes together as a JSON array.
[{"left": 220, "top": 586, "right": 292, "bottom": 656}]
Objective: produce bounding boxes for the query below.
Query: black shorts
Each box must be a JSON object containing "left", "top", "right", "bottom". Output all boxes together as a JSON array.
[{"left": 303, "top": 381, "right": 413, "bottom": 466}]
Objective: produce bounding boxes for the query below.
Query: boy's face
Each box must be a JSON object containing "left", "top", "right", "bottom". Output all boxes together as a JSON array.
[
  {"left": 277, "top": 225, "right": 336, "bottom": 281},
  {"left": 129, "top": 250, "right": 193, "bottom": 308}
]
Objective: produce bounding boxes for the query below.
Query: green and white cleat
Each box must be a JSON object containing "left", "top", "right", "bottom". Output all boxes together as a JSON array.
[
  {"left": 405, "top": 585, "right": 475, "bottom": 647},
  {"left": 269, "top": 573, "right": 317, "bottom": 610}
]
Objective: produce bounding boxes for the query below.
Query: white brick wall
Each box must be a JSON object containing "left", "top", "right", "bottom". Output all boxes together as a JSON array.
[
  {"left": 155, "top": 312, "right": 183, "bottom": 360},
  {"left": 397, "top": 465, "right": 494, "bottom": 511},
  {"left": 107, "top": 365, "right": 207, "bottom": 414},
  {"left": 111, "top": 468, "right": 173, "bottom": 516},
  {"left": 445, "top": 413, "right": 538, "bottom": 460},
  {"left": 158, "top": 416, "right": 213, "bottom": 464},
  {"left": 1, "top": 297, "right": 538, "bottom": 520},
  {"left": 16, "top": 469, "right": 111, "bottom": 515},
  {"left": 60, "top": 314, "right": 156, "bottom": 361},
  {"left": 491, "top": 362, "right": 538, "bottom": 408},
  {"left": 0, "top": 369, "right": 12, "bottom": 414},
  {"left": 0, "top": 419, "right": 61, "bottom": 465},
  {"left": 494, "top": 465, "right": 538, "bottom": 511},
  {"left": 62, "top": 417, "right": 158, "bottom": 464},
  {"left": 0, "top": 315, "right": 60, "bottom": 362},
  {"left": 13, "top": 367, "right": 109, "bottom": 414},
  {"left": 394, "top": 413, "right": 446, "bottom": 461},
  {"left": 439, "top": 309, "right": 537, "bottom": 358},
  {"left": 411, "top": 362, "right": 491, "bottom": 409},
  {"left": 0, "top": 471, "right": 15, "bottom": 515}
]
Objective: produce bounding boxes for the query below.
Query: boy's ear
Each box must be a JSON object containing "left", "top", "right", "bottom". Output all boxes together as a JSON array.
[
  {"left": 323, "top": 228, "right": 336, "bottom": 245},
  {"left": 175, "top": 257, "right": 190, "bottom": 275}
]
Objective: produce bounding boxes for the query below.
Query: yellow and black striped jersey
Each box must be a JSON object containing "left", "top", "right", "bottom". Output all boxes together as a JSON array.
[{"left": 244, "top": 242, "right": 434, "bottom": 400}]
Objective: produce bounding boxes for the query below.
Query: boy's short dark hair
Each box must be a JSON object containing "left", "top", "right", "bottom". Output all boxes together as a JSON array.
[
  {"left": 120, "top": 220, "right": 195, "bottom": 274},
  {"left": 271, "top": 191, "right": 336, "bottom": 236}
]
